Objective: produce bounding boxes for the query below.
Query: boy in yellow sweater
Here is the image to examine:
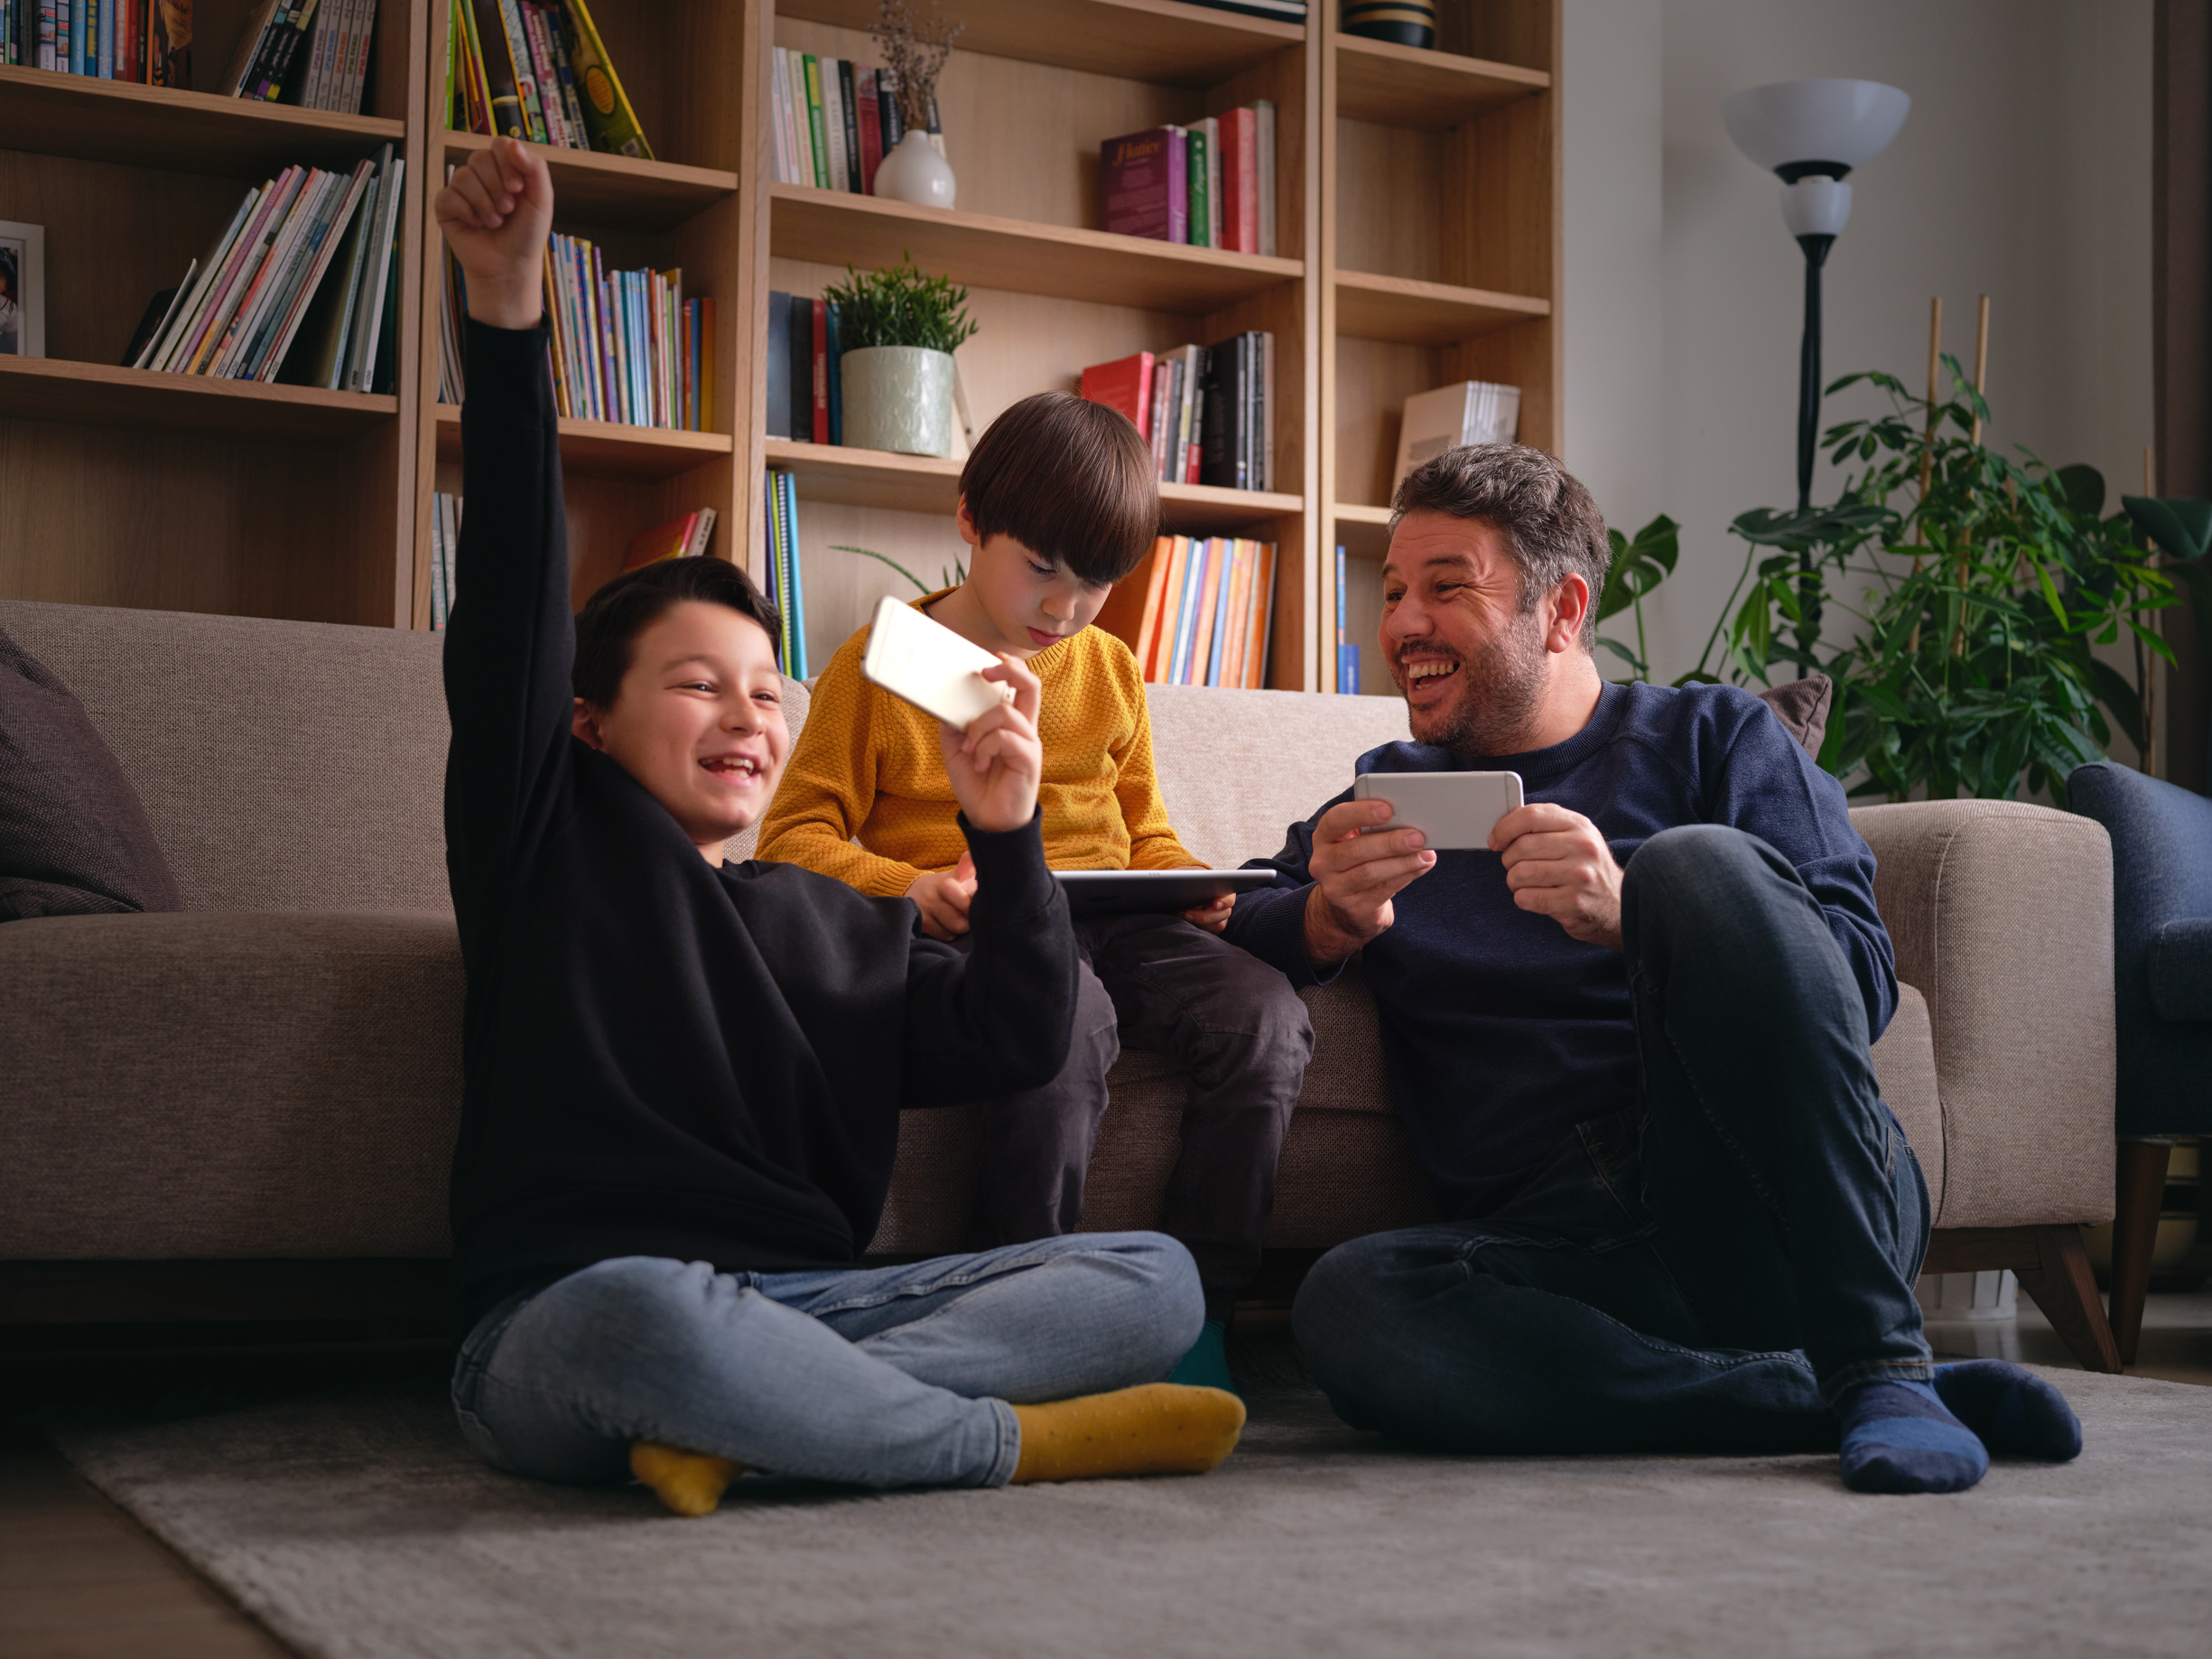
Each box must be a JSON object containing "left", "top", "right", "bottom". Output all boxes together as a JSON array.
[{"left": 760, "top": 392, "right": 1312, "bottom": 1390}]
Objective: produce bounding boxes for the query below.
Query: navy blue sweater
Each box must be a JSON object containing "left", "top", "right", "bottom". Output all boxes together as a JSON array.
[{"left": 1223, "top": 680, "right": 1896, "bottom": 1218}]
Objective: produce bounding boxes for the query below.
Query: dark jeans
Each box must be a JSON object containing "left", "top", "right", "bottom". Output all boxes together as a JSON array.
[
  {"left": 1292, "top": 825, "right": 1933, "bottom": 1454},
  {"left": 963, "top": 913, "right": 1312, "bottom": 1319}
]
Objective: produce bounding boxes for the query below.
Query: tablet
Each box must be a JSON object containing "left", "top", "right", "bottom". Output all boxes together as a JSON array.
[
  {"left": 1352, "top": 770, "right": 1524, "bottom": 851},
  {"left": 1053, "top": 868, "right": 1278, "bottom": 916},
  {"left": 860, "top": 594, "right": 1010, "bottom": 729}
]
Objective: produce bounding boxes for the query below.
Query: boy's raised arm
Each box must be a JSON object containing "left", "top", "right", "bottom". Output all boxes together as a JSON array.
[{"left": 435, "top": 141, "right": 571, "bottom": 911}]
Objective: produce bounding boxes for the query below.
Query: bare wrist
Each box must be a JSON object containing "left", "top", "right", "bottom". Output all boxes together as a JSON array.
[
  {"left": 467, "top": 287, "right": 544, "bottom": 331},
  {"left": 1301, "top": 886, "right": 1362, "bottom": 968}
]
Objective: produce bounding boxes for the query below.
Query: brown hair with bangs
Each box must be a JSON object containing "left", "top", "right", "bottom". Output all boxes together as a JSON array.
[{"left": 959, "top": 391, "right": 1160, "bottom": 585}]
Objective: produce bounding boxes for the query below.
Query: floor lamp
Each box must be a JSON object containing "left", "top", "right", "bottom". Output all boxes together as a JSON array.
[{"left": 1723, "top": 79, "right": 1910, "bottom": 665}]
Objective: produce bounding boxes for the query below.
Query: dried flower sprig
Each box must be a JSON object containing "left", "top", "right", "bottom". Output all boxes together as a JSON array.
[{"left": 872, "top": 0, "right": 964, "bottom": 134}]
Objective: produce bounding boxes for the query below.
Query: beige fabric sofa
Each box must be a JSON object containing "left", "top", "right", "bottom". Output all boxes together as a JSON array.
[{"left": 0, "top": 601, "right": 2123, "bottom": 1366}]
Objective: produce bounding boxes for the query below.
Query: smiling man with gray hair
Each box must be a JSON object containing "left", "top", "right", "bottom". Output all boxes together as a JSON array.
[{"left": 1223, "top": 443, "right": 2085, "bottom": 1494}]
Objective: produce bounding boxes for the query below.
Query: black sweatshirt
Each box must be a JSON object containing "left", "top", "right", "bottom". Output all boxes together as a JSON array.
[{"left": 442, "top": 320, "right": 1078, "bottom": 1332}]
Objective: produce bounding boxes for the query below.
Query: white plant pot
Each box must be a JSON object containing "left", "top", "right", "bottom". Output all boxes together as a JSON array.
[
  {"left": 873, "top": 128, "right": 957, "bottom": 210},
  {"left": 841, "top": 345, "right": 956, "bottom": 458}
]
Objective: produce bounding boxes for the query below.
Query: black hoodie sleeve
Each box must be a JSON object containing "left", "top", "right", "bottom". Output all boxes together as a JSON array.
[{"left": 441, "top": 319, "right": 575, "bottom": 965}]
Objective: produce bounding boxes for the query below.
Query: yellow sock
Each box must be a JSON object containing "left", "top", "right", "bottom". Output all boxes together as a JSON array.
[
  {"left": 1008, "top": 1384, "right": 1246, "bottom": 1484},
  {"left": 630, "top": 1440, "right": 742, "bottom": 1517}
]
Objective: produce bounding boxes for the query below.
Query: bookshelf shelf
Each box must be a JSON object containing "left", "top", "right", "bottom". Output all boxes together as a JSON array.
[
  {"left": 1333, "top": 35, "right": 1548, "bottom": 131},
  {"left": 0, "top": 356, "right": 398, "bottom": 439},
  {"left": 768, "top": 185, "right": 1303, "bottom": 312},
  {"left": 777, "top": 0, "right": 1302, "bottom": 85},
  {"left": 766, "top": 438, "right": 1301, "bottom": 532},
  {"left": 436, "top": 406, "right": 733, "bottom": 480},
  {"left": 1334, "top": 270, "right": 1550, "bottom": 346},
  {"left": 0, "top": 65, "right": 404, "bottom": 177},
  {"left": 1333, "top": 502, "right": 1395, "bottom": 560},
  {"left": 441, "top": 132, "right": 739, "bottom": 233}
]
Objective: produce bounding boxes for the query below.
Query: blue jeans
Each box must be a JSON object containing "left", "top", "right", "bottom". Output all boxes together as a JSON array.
[
  {"left": 451, "top": 1232, "right": 1203, "bottom": 1490},
  {"left": 1293, "top": 825, "right": 1933, "bottom": 1455}
]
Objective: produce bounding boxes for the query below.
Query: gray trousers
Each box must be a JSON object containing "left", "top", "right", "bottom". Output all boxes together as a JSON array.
[{"left": 960, "top": 914, "right": 1313, "bottom": 1320}]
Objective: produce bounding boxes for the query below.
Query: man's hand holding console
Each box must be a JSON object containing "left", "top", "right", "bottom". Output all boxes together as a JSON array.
[
  {"left": 431, "top": 138, "right": 1243, "bottom": 1520},
  {"left": 1226, "top": 447, "right": 2086, "bottom": 1494}
]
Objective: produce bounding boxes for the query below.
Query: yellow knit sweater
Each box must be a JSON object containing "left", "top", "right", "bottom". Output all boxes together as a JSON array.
[{"left": 757, "top": 593, "right": 1199, "bottom": 895}]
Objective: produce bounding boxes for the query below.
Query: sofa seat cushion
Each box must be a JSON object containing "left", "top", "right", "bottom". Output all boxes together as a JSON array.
[
  {"left": 0, "top": 619, "right": 181, "bottom": 922},
  {"left": 2151, "top": 918, "right": 2212, "bottom": 1023},
  {"left": 0, "top": 910, "right": 461, "bottom": 1259}
]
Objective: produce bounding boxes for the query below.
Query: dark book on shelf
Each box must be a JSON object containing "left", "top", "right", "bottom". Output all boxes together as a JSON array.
[
  {"left": 809, "top": 296, "right": 829, "bottom": 444},
  {"left": 468, "top": 0, "right": 526, "bottom": 136},
  {"left": 1101, "top": 126, "right": 1185, "bottom": 244},
  {"left": 1181, "top": 0, "right": 1306, "bottom": 17},
  {"left": 122, "top": 285, "right": 184, "bottom": 368},
  {"left": 786, "top": 293, "right": 813, "bottom": 443},
  {"left": 836, "top": 59, "right": 862, "bottom": 192},
  {"left": 765, "top": 291, "right": 792, "bottom": 440}
]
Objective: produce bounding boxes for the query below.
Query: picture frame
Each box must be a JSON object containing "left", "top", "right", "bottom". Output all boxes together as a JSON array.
[{"left": 0, "top": 220, "right": 46, "bottom": 359}]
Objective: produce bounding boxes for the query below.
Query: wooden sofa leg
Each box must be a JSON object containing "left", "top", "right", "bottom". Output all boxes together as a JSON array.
[
  {"left": 2108, "top": 1142, "right": 2172, "bottom": 1368},
  {"left": 2015, "top": 1226, "right": 2124, "bottom": 1375}
]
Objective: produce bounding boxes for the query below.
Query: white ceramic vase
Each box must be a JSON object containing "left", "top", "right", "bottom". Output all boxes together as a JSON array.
[
  {"left": 872, "top": 128, "right": 957, "bottom": 210},
  {"left": 841, "top": 345, "right": 956, "bottom": 458}
]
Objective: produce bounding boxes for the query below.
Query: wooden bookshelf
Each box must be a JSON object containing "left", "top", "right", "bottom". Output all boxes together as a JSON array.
[{"left": 0, "top": 0, "right": 1561, "bottom": 694}]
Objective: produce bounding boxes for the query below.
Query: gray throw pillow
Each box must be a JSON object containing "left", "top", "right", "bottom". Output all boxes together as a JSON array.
[
  {"left": 1756, "top": 674, "right": 1832, "bottom": 759},
  {"left": 0, "top": 620, "right": 182, "bottom": 921}
]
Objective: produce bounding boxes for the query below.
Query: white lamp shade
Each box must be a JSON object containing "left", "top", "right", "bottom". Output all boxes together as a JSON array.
[
  {"left": 1781, "top": 177, "right": 1852, "bottom": 238},
  {"left": 1722, "top": 79, "right": 1910, "bottom": 176}
]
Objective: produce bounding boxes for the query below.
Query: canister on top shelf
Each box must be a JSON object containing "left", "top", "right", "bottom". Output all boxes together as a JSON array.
[{"left": 1343, "top": 2, "right": 1436, "bottom": 50}]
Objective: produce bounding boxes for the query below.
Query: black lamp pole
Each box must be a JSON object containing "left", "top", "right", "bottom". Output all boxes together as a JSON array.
[{"left": 1793, "top": 231, "right": 1835, "bottom": 674}]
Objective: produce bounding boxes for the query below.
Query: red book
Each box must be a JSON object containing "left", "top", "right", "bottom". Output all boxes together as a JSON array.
[
  {"left": 1079, "top": 351, "right": 1155, "bottom": 440},
  {"left": 856, "top": 65, "right": 885, "bottom": 194},
  {"left": 1219, "top": 107, "right": 1259, "bottom": 255},
  {"left": 811, "top": 297, "right": 831, "bottom": 443},
  {"left": 624, "top": 513, "right": 701, "bottom": 572},
  {"left": 1101, "top": 126, "right": 1187, "bottom": 243}
]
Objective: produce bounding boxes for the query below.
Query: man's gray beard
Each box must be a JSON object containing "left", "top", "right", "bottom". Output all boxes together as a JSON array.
[{"left": 1391, "top": 611, "right": 1551, "bottom": 759}]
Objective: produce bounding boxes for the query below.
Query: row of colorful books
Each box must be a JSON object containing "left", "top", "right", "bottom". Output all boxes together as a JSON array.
[
  {"left": 1079, "top": 334, "right": 1275, "bottom": 492},
  {"left": 5, "top": 1, "right": 189, "bottom": 84},
  {"left": 764, "top": 290, "right": 839, "bottom": 445},
  {"left": 446, "top": 0, "right": 649, "bottom": 158},
  {"left": 1334, "top": 544, "right": 1361, "bottom": 694},
  {"left": 767, "top": 47, "right": 943, "bottom": 194},
  {"left": 1099, "top": 535, "right": 1278, "bottom": 689},
  {"left": 126, "top": 142, "right": 404, "bottom": 393},
  {"left": 1100, "top": 109, "right": 1277, "bottom": 256},
  {"left": 541, "top": 233, "right": 712, "bottom": 431},
  {"left": 217, "top": 0, "right": 379, "bottom": 109},
  {"left": 428, "top": 492, "right": 462, "bottom": 631},
  {"left": 621, "top": 507, "right": 718, "bottom": 572},
  {"left": 761, "top": 469, "right": 811, "bottom": 678}
]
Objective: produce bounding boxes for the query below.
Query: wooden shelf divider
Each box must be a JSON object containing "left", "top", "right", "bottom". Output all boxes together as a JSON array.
[
  {"left": 0, "top": 355, "right": 398, "bottom": 438},
  {"left": 1333, "top": 33, "right": 1547, "bottom": 130},
  {"left": 0, "top": 63, "right": 404, "bottom": 175},
  {"left": 777, "top": 0, "right": 1301, "bottom": 86},
  {"left": 436, "top": 405, "right": 732, "bottom": 481},
  {"left": 769, "top": 185, "right": 1303, "bottom": 312},
  {"left": 441, "top": 130, "right": 739, "bottom": 233},
  {"left": 1334, "top": 270, "right": 1549, "bottom": 347}
]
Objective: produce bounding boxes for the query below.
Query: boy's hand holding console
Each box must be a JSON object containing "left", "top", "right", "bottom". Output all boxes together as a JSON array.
[{"left": 1304, "top": 772, "right": 1626, "bottom": 965}]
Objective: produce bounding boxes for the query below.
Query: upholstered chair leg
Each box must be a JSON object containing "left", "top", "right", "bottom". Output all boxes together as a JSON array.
[
  {"left": 2015, "top": 1226, "right": 2124, "bottom": 1374},
  {"left": 2108, "top": 1141, "right": 2172, "bottom": 1368}
]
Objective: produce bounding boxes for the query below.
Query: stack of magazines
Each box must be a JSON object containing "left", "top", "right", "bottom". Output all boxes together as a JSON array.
[{"left": 130, "top": 142, "right": 404, "bottom": 393}]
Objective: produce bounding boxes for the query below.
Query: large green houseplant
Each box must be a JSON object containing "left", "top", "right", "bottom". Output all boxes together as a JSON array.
[{"left": 1661, "top": 360, "right": 2179, "bottom": 804}]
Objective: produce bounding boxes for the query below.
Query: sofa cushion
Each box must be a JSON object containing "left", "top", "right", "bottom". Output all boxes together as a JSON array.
[
  {"left": 0, "top": 910, "right": 460, "bottom": 1258},
  {"left": 0, "top": 619, "right": 181, "bottom": 922},
  {"left": 0, "top": 601, "right": 451, "bottom": 914},
  {"left": 1754, "top": 674, "right": 1832, "bottom": 758},
  {"left": 2150, "top": 918, "right": 2212, "bottom": 1022}
]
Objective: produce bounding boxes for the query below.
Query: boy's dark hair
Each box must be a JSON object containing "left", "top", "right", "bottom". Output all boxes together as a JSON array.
[
  {"left": 1390, "top": 443, "right": 1612, "bottom": 647},
  {"left": 959, "top": 390, "right": 1159, "bottom": 585},
  {"left": 572, "top": 557, "right": 783, "bottom": 707}
]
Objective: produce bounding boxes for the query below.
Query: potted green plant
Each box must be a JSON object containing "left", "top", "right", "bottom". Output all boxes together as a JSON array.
[{"left": 825, "top": 256, "right": 978, "bottom": 459}]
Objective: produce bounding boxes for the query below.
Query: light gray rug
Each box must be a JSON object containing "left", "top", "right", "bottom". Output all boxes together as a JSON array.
[{"left": 48, "top": 1363, "right": 2212, "bottom": 1659}]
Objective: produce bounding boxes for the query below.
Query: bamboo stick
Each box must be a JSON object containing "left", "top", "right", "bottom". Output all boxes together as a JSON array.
[
  {"left": 1907, "top": 296, "right": 1940, "bottom": 656},
  {"left": 1952, "top": 296, "right": 1990, "bottom": 657}
]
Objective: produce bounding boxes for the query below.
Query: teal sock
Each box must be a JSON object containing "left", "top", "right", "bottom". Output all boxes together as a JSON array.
[
  {"left": 1836, "top": 1378, "right": 1987, "bottom": 1495},
  {"left": 1932, "top": 1361, "right": 2083, "bottom": 1461},
  {"left": 1167, "top": 1319, "right": 1236, "bottom": 1394}
]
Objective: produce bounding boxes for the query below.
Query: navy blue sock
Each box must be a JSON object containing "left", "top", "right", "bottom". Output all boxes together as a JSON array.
[
  {"left": 1836, "top": 1378, "right": 1988, "bottom": 1495},
  {"left": 1932, "top": 1361, "right": 2083, "bottom": 1461}
]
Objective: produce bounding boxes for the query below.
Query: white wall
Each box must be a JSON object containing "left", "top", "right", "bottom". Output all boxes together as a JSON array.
[{"left": 1562, "top": 0, "right": 2154, "bottom": 694}]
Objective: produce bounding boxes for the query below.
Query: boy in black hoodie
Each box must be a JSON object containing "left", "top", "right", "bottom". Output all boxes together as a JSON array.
[{"left": 436, "top": 139, "right": 1242, "bottom": 1516}]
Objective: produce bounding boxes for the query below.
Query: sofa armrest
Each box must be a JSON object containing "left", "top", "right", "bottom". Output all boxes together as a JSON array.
[
  {"left": 1848, "top": 800, "right": 2114, "bottom": 1228},
  {"left": 0, "top": 911, "right": 462, "bottom": 1260}
]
